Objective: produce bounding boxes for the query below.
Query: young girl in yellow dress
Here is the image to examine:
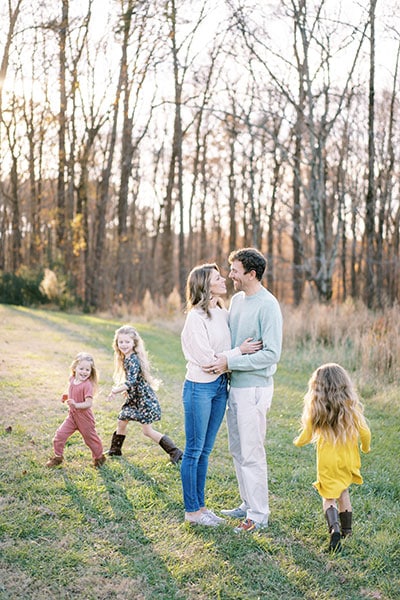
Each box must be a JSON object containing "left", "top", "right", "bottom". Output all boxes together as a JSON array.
[{"left": 294, "top": 363, "right": 371, "bottom": 552}]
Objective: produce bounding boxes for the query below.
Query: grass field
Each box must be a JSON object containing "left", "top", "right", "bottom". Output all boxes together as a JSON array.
[{"left": 0, "top": 304, "right": 399, "bottom": 600}]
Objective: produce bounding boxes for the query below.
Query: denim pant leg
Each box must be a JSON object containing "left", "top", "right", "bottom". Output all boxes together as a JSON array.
[
  {"left": 196, "top": 376, "right": 228, "bottom": 507},
  {"left": 181, "top": 376, "right": 228, "bottom": 512}
]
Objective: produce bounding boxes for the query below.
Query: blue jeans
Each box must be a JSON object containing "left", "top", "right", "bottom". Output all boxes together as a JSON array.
[{"left": 181, "top": 375, "right": 228, "bottom": 512}]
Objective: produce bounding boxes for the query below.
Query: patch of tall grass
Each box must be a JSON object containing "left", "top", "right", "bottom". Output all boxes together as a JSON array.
[
  {"left": 282, "top": 300, "right": 400, "bottom": 384},
  {"left": 111, "top": 294, "right": 400, "bottom": 386}
]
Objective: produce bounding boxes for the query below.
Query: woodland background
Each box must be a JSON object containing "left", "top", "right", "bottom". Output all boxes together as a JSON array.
[{"left": 1, "top": 0, "right": 400, "bottom": 312}]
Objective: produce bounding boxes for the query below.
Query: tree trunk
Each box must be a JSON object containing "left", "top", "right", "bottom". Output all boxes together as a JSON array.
[
  {"left": 56, "top": 0, "right": 68, "bottom": 252},
  {"left": 364, "top": 0, "right": 377, "bottom": 308}
]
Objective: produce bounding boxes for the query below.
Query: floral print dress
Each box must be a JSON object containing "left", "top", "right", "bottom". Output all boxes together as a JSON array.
[{"left": 118, "top": 353, "right": 161, "bottom": 424}]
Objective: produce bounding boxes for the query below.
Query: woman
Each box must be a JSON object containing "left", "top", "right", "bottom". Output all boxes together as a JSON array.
[{"left": 180, "top": 263, "right": 261, "bottom": 526}]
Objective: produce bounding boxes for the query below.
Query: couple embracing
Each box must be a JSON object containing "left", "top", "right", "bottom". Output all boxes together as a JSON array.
[{"left": 180, "top": 247, "right": 283, "bottom": 532}]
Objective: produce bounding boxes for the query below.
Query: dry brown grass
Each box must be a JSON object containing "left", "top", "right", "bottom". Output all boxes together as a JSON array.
[
  {"left": 103, "top": 293, "right": 399, "bottom": 384},
  {"left": 282, "top": 299, "right": 400, "bottom": 383}
]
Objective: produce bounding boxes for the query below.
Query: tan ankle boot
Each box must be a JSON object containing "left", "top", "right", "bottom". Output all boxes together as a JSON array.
[
  {"left": 93, "top": 455, "right": 106, "bottom": 468},
  {"left": 46, "top": 456, "right": 63, "bottom": 467}
]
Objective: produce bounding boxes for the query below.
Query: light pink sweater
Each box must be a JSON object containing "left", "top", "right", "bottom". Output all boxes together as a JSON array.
[{"left": 181, "top": 306, "right": 240, "bottom": 383}]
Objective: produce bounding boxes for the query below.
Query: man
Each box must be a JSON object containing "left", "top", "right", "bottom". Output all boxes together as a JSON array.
[{"left": 205, "top": 248, "right": 282, "bottom": 532}]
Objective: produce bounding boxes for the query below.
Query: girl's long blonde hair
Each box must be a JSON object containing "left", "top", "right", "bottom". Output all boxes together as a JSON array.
[
  {"left": 112, "top": 325, "right": 158, "bottom": 388},
  {"left": 70, "top": 352, "right": 98, "bottom": 390},
  {"left": 301, "top": 363, "right": 367, "bottom": 445},
  {"left": 185, "top": 263, "right": 224, "bottom": 316}
]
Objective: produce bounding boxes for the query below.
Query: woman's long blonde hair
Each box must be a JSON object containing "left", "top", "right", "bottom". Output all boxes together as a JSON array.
[
  {"left": 301, "top": 363, "right": 367, "bottom": 445},
  {"left": 70, "top": 352, "right": 98, "bottom": 390},
  {"left": 185, "top": 263, "right": 224, "bottom": 316},
  {"left": 112, "top": 325, "right": 158, "bottom": 388}
]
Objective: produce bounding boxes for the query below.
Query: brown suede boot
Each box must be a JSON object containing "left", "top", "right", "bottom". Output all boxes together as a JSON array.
[
  {"left": 159, "top": 435, "right": 183, "bottom": 464},
  {"left": 46, "top": 455, "right": 63, "bottom": 467},
  {"left": 93, "top": 454, "right": 106, "bottom": 468}
]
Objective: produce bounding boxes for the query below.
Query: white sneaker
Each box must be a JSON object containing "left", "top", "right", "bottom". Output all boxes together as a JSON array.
[
  {"left": 203, "top": 509, "right": 225, "bottom": 524},
  {"left": 185, "top": 512, "right": 221, "bottom": 527}
]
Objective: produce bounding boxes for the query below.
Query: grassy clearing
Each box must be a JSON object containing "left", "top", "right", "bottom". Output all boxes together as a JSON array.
[{"left": 0, "top": 304, "right": 399, "bottom": 600}]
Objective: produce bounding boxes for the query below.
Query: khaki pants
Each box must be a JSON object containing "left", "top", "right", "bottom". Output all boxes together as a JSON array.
[{"left": 226, "top": 384, "right": 273, "bottom": 524}]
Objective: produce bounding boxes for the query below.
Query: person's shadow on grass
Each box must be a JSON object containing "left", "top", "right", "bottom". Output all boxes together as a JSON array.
[{"left": 60, "top": 463, "right": 184, "bottom": 599}]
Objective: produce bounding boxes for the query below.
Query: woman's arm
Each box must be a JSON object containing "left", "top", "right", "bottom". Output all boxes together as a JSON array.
[
  {"left": 238, "top": 337, "right": 263, "bottom": 354},
  {"left": 181, "top": 311, "right": 221, "bottom": 366},
  {"left": 203, "top": 339, "right": 262, "bottom": 373}
]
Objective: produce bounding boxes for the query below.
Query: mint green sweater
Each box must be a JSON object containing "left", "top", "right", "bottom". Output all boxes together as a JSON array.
[{"left": 227, "top": 287, "right": 283, "bottom": 388}]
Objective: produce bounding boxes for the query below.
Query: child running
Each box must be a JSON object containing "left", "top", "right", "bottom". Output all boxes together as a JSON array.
[
  {"left": 46, "top": 352, "right": 106, "bottom": 468},
  {"left": 106, "top": 325, "right": 182, "bottom": 464},
  {"left": 294, "top": 363, "right": 371, "bottom": 552}
]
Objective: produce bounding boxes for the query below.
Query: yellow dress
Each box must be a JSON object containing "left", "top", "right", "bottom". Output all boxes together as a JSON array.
[{"left": 294, "top": 422, "right": 371, "bottom": 499}]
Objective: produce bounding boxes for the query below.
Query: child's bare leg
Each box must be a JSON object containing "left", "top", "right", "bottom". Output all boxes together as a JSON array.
[
  {"left": 323, "top": 498, "right": 337, "bottom": 512},
  {"left": 141, "top": 423, "right": 163, "bottom": 443},
  {"left": 116, "top": 420, "right": 128, "bottom": 435},
  {"left": 338, "top": 488, "right": 352, "bottom": 537},
  {"left": 141, "top": 424, "right": 183, "bottom": 464},
  {"left": 338, "top": 488, "right": 352, "bottom": 512}
]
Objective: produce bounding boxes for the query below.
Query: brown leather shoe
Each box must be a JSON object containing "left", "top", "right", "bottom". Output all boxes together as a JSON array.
[
  {"left": 93, "top": 454, "right": 106, "bottom": 468},
  {"left": 46, "top": 456, "right": 63, "bottom": 467}
]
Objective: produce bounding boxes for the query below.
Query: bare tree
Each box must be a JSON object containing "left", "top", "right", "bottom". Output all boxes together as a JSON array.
[
  {"left": 0, "top": 0, "right": 23, "bottom": 121},
  {"left": 375, "top": 38, "right": 400, "bottom": 305},
  {"left": 228, "top": 0, "right": 369, "bottom": 302},
  {"left": 2, "top": 99, "right": 22, "bottom": 271},
  {"left": 0, "top": 0, "right": 23, "bottom": 271},
  {"left": 159, "top": 0, "right": 213, "bottom": 300},
  {"left": 56, "top": 0, "right": 68, "bottom": 253},
  {"left": 364, "top": 0, "right": 377, "bottom": 308},
  {"left": 115, "top": 1, "right": 158, "bottom": 303}
]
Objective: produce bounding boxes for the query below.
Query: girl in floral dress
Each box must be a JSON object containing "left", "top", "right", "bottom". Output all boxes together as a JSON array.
[{"left": 106, "top": 325, "right": 182, "bottom": 463}]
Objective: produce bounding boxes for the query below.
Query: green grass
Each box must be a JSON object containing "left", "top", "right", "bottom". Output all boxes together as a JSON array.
[{"left": 0, "top": 304, "right": 399, "bottom": 599}]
